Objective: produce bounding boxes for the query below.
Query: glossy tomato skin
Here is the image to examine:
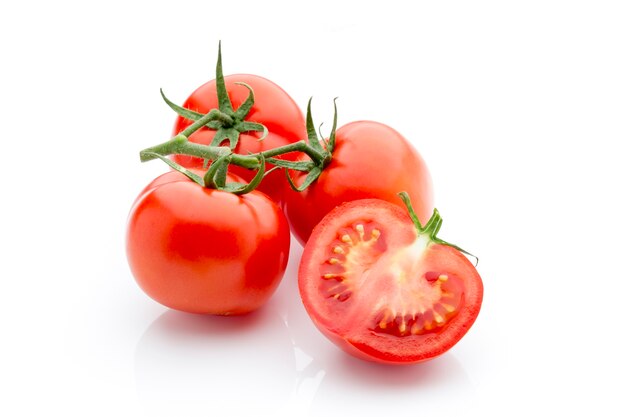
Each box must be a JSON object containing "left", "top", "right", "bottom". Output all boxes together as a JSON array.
[
  {"left": 126, "top": 176, "right": 290, "bottom": 315},
  {"left": 284, "top": 121, "right": 433, "bottom": 245},
  {"left": 172, "top": 74, "right": 306, "bottom": 204},
  {"left": 298, "top": 199, "right": 482, "bottom": 364}
]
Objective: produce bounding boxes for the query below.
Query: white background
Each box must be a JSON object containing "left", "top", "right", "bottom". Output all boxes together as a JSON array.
[{"left": 1, "top": 1, "right": 625, "bottom": 416}]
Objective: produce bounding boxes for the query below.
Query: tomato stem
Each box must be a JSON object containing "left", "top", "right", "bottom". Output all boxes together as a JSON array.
[
  {"left": 140, "top": 137, "right": 326, "bottom": 170},
  {"left": 398, "top": 192, "right": 479, "bottom": 265}
]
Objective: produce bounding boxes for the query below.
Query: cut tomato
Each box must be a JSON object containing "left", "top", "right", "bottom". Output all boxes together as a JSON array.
[{"left": 298, "top": 198, "right": 483, "bottom": 364}]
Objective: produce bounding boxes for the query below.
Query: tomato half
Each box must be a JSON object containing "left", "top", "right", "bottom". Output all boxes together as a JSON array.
[
  {"left": 284, "top": 121, "right": 433, "bottom": 245},
  {"left": 298, "top": 199, "right": 483, "bottom": 364},
  {"left": 126, "top": 175, "right": 290, "bottom": 315},
  {"left": 172, "top": 74, "right": 305, "bottom": 204}
]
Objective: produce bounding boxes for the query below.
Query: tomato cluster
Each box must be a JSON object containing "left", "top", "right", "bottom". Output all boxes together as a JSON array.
[{"left": 126, "top": 46, "right": 483, "bottom": 365}]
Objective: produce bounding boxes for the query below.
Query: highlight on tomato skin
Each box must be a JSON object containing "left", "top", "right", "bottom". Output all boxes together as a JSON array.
[
  {"left": 297, "top": 198, "right": 483, "bottom": 365},
  {"left": 126, "top": 174, "right": 291, "bottom": 315}
]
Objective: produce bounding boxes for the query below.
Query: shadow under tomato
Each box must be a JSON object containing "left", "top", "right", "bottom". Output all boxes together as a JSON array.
[{"left": 134, "top": 307, "right": 297, "bottom": 416}]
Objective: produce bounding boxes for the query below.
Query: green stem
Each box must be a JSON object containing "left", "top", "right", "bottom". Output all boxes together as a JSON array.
[
  {"left": 398, "top": 191, "right": 478, "bottom": 264},
  {"left": 257, "top": 140, "right": 326, "bottom": 165},
  {"left": 180, "top": 109, "right": 233, "bottom": 137},
  {"left": 140, "top": 138, "right": 326, "bottom": 169}
]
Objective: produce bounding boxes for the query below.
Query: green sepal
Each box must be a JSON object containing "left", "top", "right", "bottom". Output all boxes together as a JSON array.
[
  {"left": 262, "top": 165, "right": 281, "bottom": 178},
  {"left": 203, "top": 152, "right": 232, "bottom": 189},
  {"left": 220, "top": 182, "right": 249, "bottom": 193},
  {"left": 160, "top": 89, "right": 204, "bottom": 122},
  {"left": 211, "top": 127, "right": 241, "bottom": 149},
  {"left": 267, "top": 158, "right": 315, "bottom": 171},
  {"left": 142, "top": 151, "right": 204, "bottom": 186},
  {"left": 397, "top": 191, "right": 424, "bottom": 229},
  {"left": 397, "top": 192, "right": 478, "bottom": 265},
  {"left": 305, "top": 98, "right": 324, "bottom": 153},
  {"left": 229, "top": 154, "right": 266, "bottom": 195},
  {"left": 328, "top": 97, "right": 338, "bottom": 153},
  {"left": 286, "top": 166, "right": 322, "bottom": 192},
  {"left": 233, "top": 82, "right": 255, "bottom": 120},
  {"left": 433, "top": 236, "right": 479, "bottom": 266},
  {"left": 238, "top": 121, "right": 268, "bottom": 141},
  {"left": 318, "top": 122, "right": 329, "bottom": 150},
  {"left": 215, "top": 41, "right": 234, "bottom": 115},
  {"left": 215, "top": 160, "right": 229, "bottom": 188}
]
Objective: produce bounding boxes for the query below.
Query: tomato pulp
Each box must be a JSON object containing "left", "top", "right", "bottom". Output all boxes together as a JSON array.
[
  {"left": 127, "top": 174, "right": 290, "bottom": 315},
  {"left": 298, "top": 199, "right": 482, "bottom": 364},
  {"left": 172, "top": 74, "right": 306, "bottom": 204},
  {"left": 284, "top": 121, "right": 433, "bottom": 245}
]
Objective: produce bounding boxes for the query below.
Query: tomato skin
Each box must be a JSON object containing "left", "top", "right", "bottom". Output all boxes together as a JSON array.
[
  {"left": 172, "top": 74, "right": 306, "bottom": 204},
  {"left": 298, "top": 199, "right": 483, "bottom": 364},
  {"left": 126, "top": 176, "right": 290, "bottom": 315},
  {"left": 284, "top": 121, "right": 433, "bottom": 245}
]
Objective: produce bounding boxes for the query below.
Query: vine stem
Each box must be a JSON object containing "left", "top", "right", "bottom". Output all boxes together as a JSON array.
[
  {"left": 139, "top": 137, "right": 328, "bottom": 170},
  {"left": 180, "top": 109, "right": 233, "bottom": 137}
]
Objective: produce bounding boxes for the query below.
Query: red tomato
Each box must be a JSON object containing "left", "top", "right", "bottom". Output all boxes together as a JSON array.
[
  {"left": 172, "top": 74, "right": 305, "bottom": 204},
  {"left": 126, "top": 175, "right": 290, "bottom": 315},
  {"left": 284, "top": 121, "right": 433, "bottom": 245},
  {"left": 298, "top": 199, "right": 483, "bottom": 364}
]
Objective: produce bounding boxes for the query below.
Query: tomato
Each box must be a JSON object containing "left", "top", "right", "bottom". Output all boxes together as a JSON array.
[
  {"left": 298, "top": 198, "right": 483, "bottom": 364},
  {"left": 126, "top": 174, "right": 290, "bottom": 315},
  {"left": 172, "top": 74, "right": 305, "bottom": 204},
  {"left": 284, "top": 121, "right": 433, "bottom": 245}
]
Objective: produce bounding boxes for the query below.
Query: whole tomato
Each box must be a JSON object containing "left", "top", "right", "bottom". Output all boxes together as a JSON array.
[
  {"left": 126, "top": 174, "right": 290, "bottom": 315},
  {"left": 172, "top": 74, "right": 306, "bottom": 204},
  {"left": 284, "top": 121, "right": 433, "bottom": 245}
]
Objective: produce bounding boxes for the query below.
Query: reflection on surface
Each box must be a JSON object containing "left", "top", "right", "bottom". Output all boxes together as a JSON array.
[
  {"left": 135, "top": 237, "right": 479, "bottom": 416},
  {"left": 309, "top": 353, "right": 477, "bottom": 415},
  {"left": 134, "top": 307, "right": 296, "bottom": 416}
]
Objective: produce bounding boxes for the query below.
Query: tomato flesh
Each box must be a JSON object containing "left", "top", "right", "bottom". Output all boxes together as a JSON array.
[{"left": 298, "top": 199, "right": 483, "bottom": 364}]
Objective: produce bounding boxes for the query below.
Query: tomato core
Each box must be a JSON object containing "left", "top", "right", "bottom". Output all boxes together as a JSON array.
[
  {"left": 315, "top": 220, "right": 466, "bottom": 339},
  {"left": 369, "top": 272, "right": 464, "bottom": 338}
]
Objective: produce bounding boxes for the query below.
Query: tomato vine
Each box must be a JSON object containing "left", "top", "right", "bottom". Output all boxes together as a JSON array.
[{"left": 139, "top": 42, "right": 334, "bottom": 194}]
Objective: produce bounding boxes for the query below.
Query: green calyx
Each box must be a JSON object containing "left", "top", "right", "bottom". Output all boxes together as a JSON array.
[
  {"left": 398, "top": 192, "right": 478, "bottom": 265},
  {"left": 160, "top": 41, "right": 267, "bottom": 150},
  {"left": 285, "top": 97, "right": 337, "bottom": 192},
  {"left": 139, "top": 42, "right": 341, "bottom": 196}
]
